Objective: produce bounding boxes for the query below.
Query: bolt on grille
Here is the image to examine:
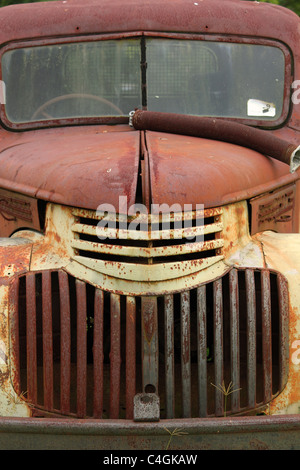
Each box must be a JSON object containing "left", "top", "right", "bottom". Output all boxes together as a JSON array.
[{"left": 9, "top": 267, "right": 289, "bottom": 419}]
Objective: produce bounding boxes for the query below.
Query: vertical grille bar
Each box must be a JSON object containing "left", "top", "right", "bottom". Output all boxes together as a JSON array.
[
  {"left": 42, "top": 271, "right": 53, "bottom": 410},
  {"left": 76, "top": 280, "right": 87, "bottom": 418},
  {"left": 229, "top": 269, "right": 240, "bottom": 412},
  {"left": 126, "top": 296, "right": 136, "bottom": 419},
  {"left": 197, "top": 285, "right": 207, "bottom": 417},
  {"left": 26, "top": 274, "right": 37, "bottom": 403},
  {"left": 213, "top": 278, "right": 223, "bottom": 416},
  {"left": 181, "top": 291, "right": 191, "bottom": 418},
  {"left": 93, "top": 288, "right": 104, "bottom": 418},
  {"left": 141, "top": 297, "right": 159, "bottom": 393},
  {"left": 58, "top": 271, "right": 71, "bottom": 415},
  {"left": 261, "top": 269, "right": 272, "bottom": 402},
  {"left": 277, "top": 274, "right": 289, "bottom": 390},
  {"left": 246, "top": 269, "right": 256, "bottom": 408},
  {"left": 164, "top": 294, "right": 175, "bottom": 419},
  {"left": 9, "top": 278, "right": 21, "bottom": 396},
  {"left": 110, "top": 293, "right": 121, "bottom": 418}
]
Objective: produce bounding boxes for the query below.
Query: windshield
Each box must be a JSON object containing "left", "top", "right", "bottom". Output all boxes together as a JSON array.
[{"left": 1, "top": 38, "right": 286, "bottom": 125}]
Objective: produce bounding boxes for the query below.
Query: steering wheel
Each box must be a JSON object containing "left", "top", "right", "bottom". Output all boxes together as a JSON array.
[{"left": 31, "top": 93, "right": 124, "bottom": 120}]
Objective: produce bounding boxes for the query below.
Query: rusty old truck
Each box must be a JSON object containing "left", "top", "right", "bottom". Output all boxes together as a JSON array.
[{"left": 0, "top": 0, "right": 299, "bottom": 450}]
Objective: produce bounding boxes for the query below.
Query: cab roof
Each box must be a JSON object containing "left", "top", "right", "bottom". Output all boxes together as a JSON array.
[{"left": 0, "top": 0, "right": 299, "bottom": 48}]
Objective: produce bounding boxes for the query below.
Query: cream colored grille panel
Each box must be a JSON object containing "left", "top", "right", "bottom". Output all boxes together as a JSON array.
[{"left": 71, "top": 207, "right": 224, "bottom": 266}]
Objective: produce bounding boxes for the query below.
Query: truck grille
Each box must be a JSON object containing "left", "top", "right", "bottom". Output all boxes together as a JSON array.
[
  {"left": 9, "top": 267, "right": 289, "bottom": 419},
  {"left": 71, "top": 207, "right": 224, "bottom": 265}
]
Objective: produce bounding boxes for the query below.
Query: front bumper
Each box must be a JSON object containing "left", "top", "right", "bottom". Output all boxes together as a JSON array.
[{"left": 0, "top": 414, "right": 299, "bottom": 450}]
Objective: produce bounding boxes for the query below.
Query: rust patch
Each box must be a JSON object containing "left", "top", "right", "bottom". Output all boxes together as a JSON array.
[
  {"left": 0, "top": 244, "right": 31, "bottom": 277},
  {"left": 250, "top": 184, "right": 296, "bottom": 235}
]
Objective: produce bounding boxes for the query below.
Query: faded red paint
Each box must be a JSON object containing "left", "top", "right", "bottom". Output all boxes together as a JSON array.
[
  {"left": 1, "top": 122, "right": 293, "bottom": 213},
  {"left": 0, "top": 126, "right": 140, "bottom": 212},
  {"left": 145, "top": 131, "right": 298, "bottom": 210},
  {"left": 0, "top": 0, "right": 295, "bottom": 44}
]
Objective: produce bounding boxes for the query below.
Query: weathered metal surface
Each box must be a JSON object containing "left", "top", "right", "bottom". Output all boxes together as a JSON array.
[
  {"left": 133, "top": 393, "right": 160, "bottom": 422},
  {"left": 245, "top": 269, "right": 256, "bottom": 409},
  {"left": 76, "top": 280, "right": 87, "bottom": 418},
  {"left": 58, "top": 270, "right": 71, "bottom": 416},
  {"left": 0, "top": 126, "right": 140, "bottom": 212},
  {"left": 110, "top": 293, "right": 121, "bottom": 419},
  {"left": 0, "top": 121, "right": 297, "bottom": 222},
  {"left": 93, "top": 288, "right": 104, "bottom": 419},
  {"left": 71, "top": 207, "right": 224, "bottom": 272},
  {"left": 9, "top": 267, "right": 290, "bottom": 420},
  {"left": 0, "top": 415, "right": 299, "bottom": 450},
  {"left": 68, "top": 200, "right": 249, "bottom": 298},
  {"left": 164, "top": 294, "right": 175, "bottom": 419},
  {"left": 141, "top": 297, "right": 159, "bottom": 394},
  {"left": 72, "top": 237, "right": 224, "bottom": 260},
  {"left": 67, "top": 249, "right": 229, "bottom": 296},
  {"left": 197, "top": 286, "right": 207, "bottom": 418},
  {"left": 9, "top": 277, "right": 21, "bottom": 396},
  {"left": 29, "top": 204, "right": 75, "bottom": 271},
  {"left": 0, "top": 200, "right": 240, "bottom": 297},
  {"left": 261, "top": 269, "right": 272, "bottom": 404},
  {"left": 250, "top": 184, "right": 297, "bottom": 235},
  {"left": 0, "top": 0, "right": 296, "bottom": 45},
  {"left": 26, "top": 274, "right": 38, "bottom": 405},
  {"left": 229, "top": 269, "right": 240, "bottom": 413},
  {"left": 144, "top": 131, "right": 298, "bottom": 210},
  {"left": 0, "top": 240, "right": 31, "bottom": 278},
  {"left": 126, "top": 296, "right": 136, "bottom": 420},
  {"left": 181, "top": 291, "right": 191, "bottom": 418},
  {"left": 0, "top": 278, "right": 30, "bottom": 417},
  {"left": 213, "top": 278, "right": 224, "bottom": 416},
  {"left": 73, "top": 255, "right": 225, "bottom": 282},
  {"left": 253, "top": 231, "right": 300, "bottom": 415},
  {"left": 71, "top": 204, "right": 225, "bottom": 284},
  {"left": 0, "top": 188, "right": 41, "bottom": 237},
  {"left": 133, "top": 110, "right": 300, "bottom": 171},
  {"left": 42, "top": 271, "right": 54, "bottom": 411},
  {"left": 0, "top": 0, "right": 296, "bottom": 54},
  {"left": 277, "top": 274, "right": 290, "bottom": 392},
  {"left": 74, "top": 216, "right": 222, "bottom": 241}
]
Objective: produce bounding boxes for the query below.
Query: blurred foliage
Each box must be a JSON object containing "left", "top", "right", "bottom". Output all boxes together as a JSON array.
[
  {"left": 0, "top": 0, "right": 54, "bottom": 6},
  {"left": 258, "top": 0, "right": 300, "bottom": 15},
  {"left": 0, "top": 0, "right": 299, "bottom": 15}
]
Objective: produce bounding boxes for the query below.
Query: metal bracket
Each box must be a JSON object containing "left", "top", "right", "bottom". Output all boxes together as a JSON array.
[
  {"left": 128, "top": 110, "right": 135, "bottom": 127},
  {"left": 133, "top": 393, "right": 160, "bottom": 422}
]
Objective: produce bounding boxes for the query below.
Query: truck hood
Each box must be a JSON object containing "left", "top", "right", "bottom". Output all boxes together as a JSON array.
[
  {"left": 146, "top": 130, "right": 295, "bottom": 209},
  {"left": 0, "top": 125, "right": 295, "bottom": 212},
  {"left": 0, "top": 126, "right": 140, "bottom": 211}
]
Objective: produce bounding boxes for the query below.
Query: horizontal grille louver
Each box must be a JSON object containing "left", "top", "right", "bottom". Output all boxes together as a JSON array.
[{"left": 9, "top": 267, "right": 289, "bottom": 419}]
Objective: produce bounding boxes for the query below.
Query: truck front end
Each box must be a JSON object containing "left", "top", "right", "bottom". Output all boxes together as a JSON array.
[{"left": 0, "top": 0, "right": 299, "bottom": 450}]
